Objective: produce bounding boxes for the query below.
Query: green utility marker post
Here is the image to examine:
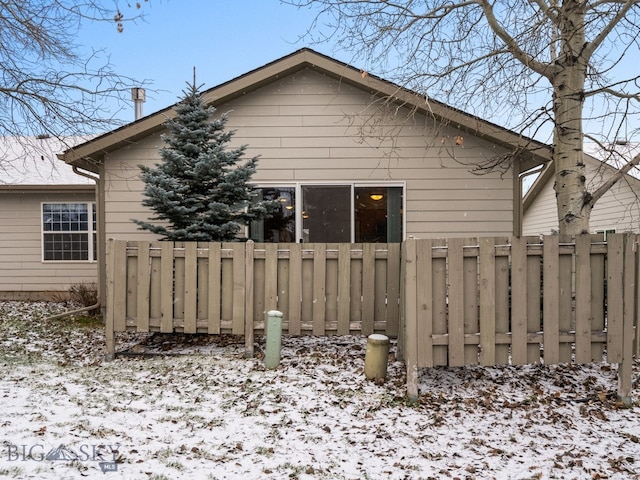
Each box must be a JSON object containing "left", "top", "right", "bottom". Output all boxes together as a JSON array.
[{"left": 265, "top": 310, "right": 284, "bottom": 369}]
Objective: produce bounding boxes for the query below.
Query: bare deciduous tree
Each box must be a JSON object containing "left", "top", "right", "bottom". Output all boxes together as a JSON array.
[
  {"left": 285, "top": 0, "right": 640, "bottom": 234},
  {"left": 0, "top": 0, "right": 150, "bottom": 170}
]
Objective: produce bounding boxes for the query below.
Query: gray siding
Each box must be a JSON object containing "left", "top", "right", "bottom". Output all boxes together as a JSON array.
[
  {"left": 104, "top": 68, "right": 514, "bottom": 240},
  {"left": 0, "top": 190, "right": 97, "bottom": 296}
]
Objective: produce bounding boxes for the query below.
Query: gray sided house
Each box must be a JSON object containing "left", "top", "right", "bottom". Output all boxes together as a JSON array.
[
  {"left": 523, "top": 143, "right": 640, "bottom": 236},
  {"left": 60, "top": 49, "right": 550, "bottom": 301},
  {"left": 0, "top": 137, "right": 97, "bottom": 300}
]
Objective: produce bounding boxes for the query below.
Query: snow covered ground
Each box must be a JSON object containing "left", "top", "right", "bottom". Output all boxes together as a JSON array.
[{"left": 0, "top": 301, "right": 638, "bottom": 480}]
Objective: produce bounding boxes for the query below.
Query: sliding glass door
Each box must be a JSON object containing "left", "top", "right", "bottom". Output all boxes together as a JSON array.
[
  {"left": 301, "top": 185, "right": 351, "bottom": 243},
  {"left": 250, "top": 183, "right": 403, "bottom": 243}
]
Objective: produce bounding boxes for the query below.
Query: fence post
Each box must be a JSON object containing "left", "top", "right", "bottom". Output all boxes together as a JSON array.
[
  {"left": 618, "top": 234, "right": 635, "bottom": 404},
  {"left": 402, "top": 238, "right": 419, "bottom": 401}
]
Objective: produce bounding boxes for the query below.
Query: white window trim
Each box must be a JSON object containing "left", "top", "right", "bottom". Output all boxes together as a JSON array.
[
  {"left": 41, "top": 202, "right": 97, "bottom": 263},
  {"left": 248, "top": 181, "right": 406, "bottom": 243}
]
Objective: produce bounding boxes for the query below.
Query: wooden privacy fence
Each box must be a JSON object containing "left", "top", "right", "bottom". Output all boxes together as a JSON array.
[
  {"left": 105, "top": 239, "right": 401, "bottom": 357},
  {"left": 106, "top": 235, "right": 637, "bottom": 401},
  {"left": 401, "top": 234, "right": 638, "bottom": 401}
]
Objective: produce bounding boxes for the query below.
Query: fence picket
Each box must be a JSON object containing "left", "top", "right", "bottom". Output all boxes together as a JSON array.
[
  {"left": 619, "top": 234, "right": 636, "bottom": 399},
  {"left": 416, "top": 239, "right": 433, "bottom": 368},
  {"left": 136, "top": 241, "right": 151, "bottom": 332},
  {"left": 495, "top": 237, "right": 510, "bottom": 364},
  {"left": 463, "top": 238, "right": 479, "bottom": 365},
  {"left": 526, "top": 237, "right": 542, "bottom": 362},
  {"left": 207, "top": 243, "right": 222, "bottom": 334},
  {"left": 479, "top": 237, "right": 496, "bottom": 365},
  {"left": 231, "top": 243, "right": 245, "bottom": 335},
  {"left": 590, "top": 233, "right": 606, "bottom": 361},
  {"left": 105, "top": 239, "right": 116, "bottom": 356},
  {"left": 559, "top": 235, "right": 573, "bottom": 362},
  {"left": 448, "top": 238, "right": 465, "bottom": 367},
  {"left": 607, "top": 234, "right": 624, "bottom": 362},
  {"left": 326, "top": 243, "right": 339, "bottom": 329},
  {"left": 287, "top": 243, "right": 302, "bottom": 335},
  {"left": 277, "top": 247, "right": 290, "bottom": 325},
  {"left": 264, "top": 243, "right": 278, "bottom": 313},
  {"left": 126, "top": 242, "right": 138, "bottom": 325},
  {"left": 432, "top": 239, "right": 448, "bottom": 366},
  {"left": 245, "top": 241, "right": 255, "bottom": 356},
  {"left": 183, "top": 242, "right": 198, "bottom": 334},
  {"left": 350, "top": 244, "right": 363, "bottom": 332},
  {"left": 543, "top": 235, "right": 560, "bottom": 364},
  {"left": 160, "top": 242, "right": 174, "bottom": 333},
  {"left": 312, "top": 243, "right": 327, "bottom": 335},
  {"left": 402, "top": 238, "right": 419, "bottom": 400},
  {"left": 337, "top": 243, "right": 351, "bottom": 335},
  {"left": 361, "top": 243, "right": 376, "bottom": 336},
  {"left": 510, "top": 236, "right": 527, "bottom": 365},
  {"left": 197, "top": 242, "right": 208, "bottom": 325},
  {"left": 575, "top": 235, "right": 592, "bottom": 363},
  {"left": 149, "top": 242, "right": 162, "bottom": 327},
  {"left": 113, "top": 241, "right": 127, "bottom": 329},
  {"left": 386, "top": 243, "right": 401, "bottom": 337},
  {"left": 374, "top": 244, "right": 388, "bottom": 331}
]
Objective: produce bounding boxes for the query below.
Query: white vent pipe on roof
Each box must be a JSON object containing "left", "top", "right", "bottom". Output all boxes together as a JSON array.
[{"left": 131, "top": 87, "right": 146, "bottom": 120}]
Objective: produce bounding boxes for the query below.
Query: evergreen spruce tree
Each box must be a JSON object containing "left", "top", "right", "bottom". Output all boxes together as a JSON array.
[{"left": 133, "top": 79, "right": 276, "bottom": 241}]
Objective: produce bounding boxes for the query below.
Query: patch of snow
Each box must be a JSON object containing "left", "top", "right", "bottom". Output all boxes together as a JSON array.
[{"left": 0, "top": 301, "right": 638, "bottom": 479}]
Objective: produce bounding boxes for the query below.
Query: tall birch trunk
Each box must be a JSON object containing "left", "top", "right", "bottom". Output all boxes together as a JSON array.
[{"left": 552, "top": 2, "right": 591, "bottom": 235}]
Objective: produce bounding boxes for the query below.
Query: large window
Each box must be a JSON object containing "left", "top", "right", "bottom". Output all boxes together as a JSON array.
[
  {"left": 42, "top": 203, "right": 97, "bottom": 262},
  {"left": 250, "top": 184, "right": 403, "bottom": 243}
]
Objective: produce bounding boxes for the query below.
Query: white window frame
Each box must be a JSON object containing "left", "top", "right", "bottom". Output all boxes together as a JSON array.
[
  {"left": 41, "top": 202, "right": 97, "bottom": 263},
  {"left": 249, "top": 181, "right": 406, "bottom": 243}
]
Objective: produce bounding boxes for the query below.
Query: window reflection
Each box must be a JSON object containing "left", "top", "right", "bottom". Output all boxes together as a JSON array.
[
  {"left": 250, "top": 187, "right": 296, "bottom": 242},
  {"left": 249, "top": 185, "right": 403, "bottom": 243}
]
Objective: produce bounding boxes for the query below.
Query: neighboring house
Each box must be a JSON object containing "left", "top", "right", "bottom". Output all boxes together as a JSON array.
[
  {"left": 0, "top": 137, "right": 97, "bottom": 300},
  {"left": 523, "top": 143, "right": 640, "bottom": 236},
  {"left": 58, "top": 48, "right": 551, "bottom": 300}
]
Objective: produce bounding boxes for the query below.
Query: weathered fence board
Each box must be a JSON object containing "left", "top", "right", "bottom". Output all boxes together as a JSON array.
[{"left": 510, "top": 235, "right": 527, "bottom": 365}]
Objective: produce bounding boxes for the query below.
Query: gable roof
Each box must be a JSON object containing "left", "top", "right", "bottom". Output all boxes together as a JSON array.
[
  {"left": 523, "top": 142, "right": 640, "bottom": 212},
  {"left": 61, "top": 48, "right": 553, "bottom": 173},
  {"left": 1, "top": 136, "right": 93, "bottom": 191}
]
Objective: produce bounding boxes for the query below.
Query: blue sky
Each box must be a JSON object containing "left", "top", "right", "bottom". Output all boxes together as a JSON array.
[
  {"left": 77, "top": 0, "right": 342, "bottom": 121},
  {"left": 74, "top": 1, "right": 638, "bottom": 146}
]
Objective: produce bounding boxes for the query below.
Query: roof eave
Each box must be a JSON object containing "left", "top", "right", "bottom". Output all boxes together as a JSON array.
[{"left": 0, "top": 184, "right": 95, "bottom": 193}]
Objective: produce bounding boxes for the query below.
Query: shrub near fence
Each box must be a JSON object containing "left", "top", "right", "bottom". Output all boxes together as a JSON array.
[
  {"left": 105, "top": 240, "right": 401, "bottom": 357},
  {"left": 400, "top": 234, "right": 638, "bottom": 402}
]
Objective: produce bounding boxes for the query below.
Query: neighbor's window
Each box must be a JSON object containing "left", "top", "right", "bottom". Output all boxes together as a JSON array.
[
  {"left": 250, "top": 184, "right": 403, "bottom": 243},
  {"left": 42, "top": 203, "right": 97, "bottom": 261},
  {"left": 596, "top": 229, "right": 616, "bottom": 240}
]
